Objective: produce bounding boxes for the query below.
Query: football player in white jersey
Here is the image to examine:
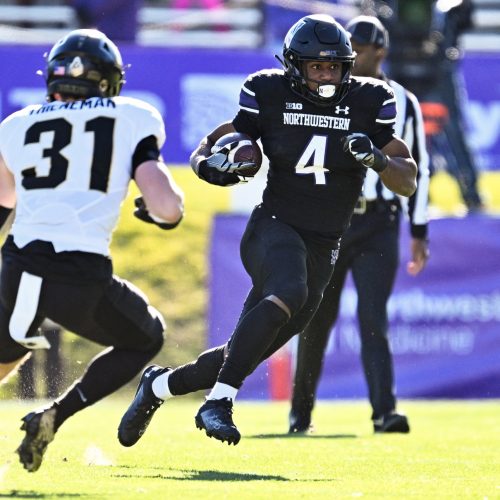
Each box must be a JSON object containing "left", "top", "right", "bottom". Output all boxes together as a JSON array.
[{"left": 0, "top": 29, "right": 184, "bottom": 472}]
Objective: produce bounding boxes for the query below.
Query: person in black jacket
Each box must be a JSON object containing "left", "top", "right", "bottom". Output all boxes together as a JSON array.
[
  {"left": 289, "top": 16, "right": 430, "bottom": 434},
  {"left": 384, "top": 0, "right": 482, "bottom": 211}
]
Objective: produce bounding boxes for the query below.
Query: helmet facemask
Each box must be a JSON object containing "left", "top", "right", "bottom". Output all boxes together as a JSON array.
[{"left": 287, "top": 56, "right": 353, "bottom": 106}]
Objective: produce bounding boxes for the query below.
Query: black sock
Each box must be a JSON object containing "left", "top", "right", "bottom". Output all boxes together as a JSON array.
[
  {"left": 218, "top": 299, "right": 288, "bottom": 388},
  {"left": 168, "top": 345, "right": 226, "bottom": 396},
  {"left": 53, "top": 346, "right": 159, "bottom": 430},
  {"left": 53, "top": 382, "right": 90, "bottom": 430}
]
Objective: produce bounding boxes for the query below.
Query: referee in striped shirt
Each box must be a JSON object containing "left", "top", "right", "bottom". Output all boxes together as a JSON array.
[{"left": 289, "top": 15, "right": 430, "bottom": 434}]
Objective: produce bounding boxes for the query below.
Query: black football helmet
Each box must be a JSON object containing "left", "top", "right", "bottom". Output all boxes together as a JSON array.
[
  {"left": 45, "top": 29, "right": 125, "bottom": 101},
  {"left": 281, "top": 14, "right": 355, "bottom": 106}
]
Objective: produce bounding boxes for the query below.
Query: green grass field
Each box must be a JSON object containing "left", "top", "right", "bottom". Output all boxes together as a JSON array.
[
  {"left": 0, "top": 399, "right": 498, "bottom": 499},
  {"left": 1, "top": 169, "right": 499, "bottom": 497}
]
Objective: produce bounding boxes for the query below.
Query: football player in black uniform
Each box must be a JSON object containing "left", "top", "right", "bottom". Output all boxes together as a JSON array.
[
  {"left": 0, "top": 30, "right": 184, "bottom": 472},
  {"left": 118, "top": 14, "right": 417, "bottom": 447},
  {"left": 289, "top": 16, "right": 430, "bottom": 436}
]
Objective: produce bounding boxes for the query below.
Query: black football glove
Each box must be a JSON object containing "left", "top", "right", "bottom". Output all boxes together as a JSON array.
[
  {"left": 342, "top": 133, "right": 388, "bottom": 173},
  {"left": 133, "top": 196, "right": 182, "bottom": 230},
  {"left": 194, "top": 146, "right": 256, "bottom": 187}
]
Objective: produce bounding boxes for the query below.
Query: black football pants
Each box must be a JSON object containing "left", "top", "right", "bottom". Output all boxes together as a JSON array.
[
  {"left": 169, "top": 204, "right": 339, "bottom": 394},
  {"left": 0, "top": 239, "right": 165, "bottom": 426},
  {"left": 291, "top": 206, "right": 400, "bottom": 420}
]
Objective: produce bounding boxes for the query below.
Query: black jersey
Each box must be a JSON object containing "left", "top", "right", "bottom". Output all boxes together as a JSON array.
[{"left": 232, "top": 69, "right": 397, "bottom": 238}]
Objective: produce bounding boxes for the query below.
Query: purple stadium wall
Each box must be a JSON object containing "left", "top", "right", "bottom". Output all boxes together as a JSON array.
[
  {"left": 209, "top": 214, "right": 500, "bottom": 400},
  {"left": 0, "top": 47, "right": 499, "bottom": 170}
]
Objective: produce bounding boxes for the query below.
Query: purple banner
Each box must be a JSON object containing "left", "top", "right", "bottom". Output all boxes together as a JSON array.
[
  {"left": 0, "top": 45, "right": 274, "bottom": 165},
  {"left": 209, "top": 214, "right": 500, "bottom": 399},
  {"left": 462, "top": 55, "right": 500, "bottom": 171},
  {"left": 0, "top": 45, "right": 499, "bottom": 170}
]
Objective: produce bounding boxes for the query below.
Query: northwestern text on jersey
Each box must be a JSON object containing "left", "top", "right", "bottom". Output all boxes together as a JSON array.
[{"left": 283, "top": 112, "right": 350, "bottom": 130}]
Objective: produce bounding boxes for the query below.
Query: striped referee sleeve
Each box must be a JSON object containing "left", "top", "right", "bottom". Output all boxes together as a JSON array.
[
  {"left": 372, "top": 78, "right": 431, "bottom": 237},
  {"left": 403, "top": 91, "right": 430, "bottom": 239}
]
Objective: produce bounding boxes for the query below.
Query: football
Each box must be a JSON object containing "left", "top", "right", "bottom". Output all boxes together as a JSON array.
[{"left": 211, "top": 132, "right": 262, "bottom": 177}]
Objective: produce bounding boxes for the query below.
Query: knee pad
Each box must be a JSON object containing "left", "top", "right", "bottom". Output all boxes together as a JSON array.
[{"left": 275, "top": 282, "right": 308, "bottom": 316}]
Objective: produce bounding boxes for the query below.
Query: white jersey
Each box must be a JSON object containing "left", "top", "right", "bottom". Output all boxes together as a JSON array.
[{"left": 0, "top": 96, "right": 165, "bottom": 256}]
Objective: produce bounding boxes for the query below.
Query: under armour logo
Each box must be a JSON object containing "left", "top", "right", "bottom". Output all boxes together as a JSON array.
[
  {"left": 335, "top": 105, "right": 350, "bottom": 115},
  {"left": 331, "top": 248, "right": 339, "bottom": 265}
]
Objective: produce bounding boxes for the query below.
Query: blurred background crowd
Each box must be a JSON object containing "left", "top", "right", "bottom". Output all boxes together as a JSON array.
[
  {"left": 0, "top": 1, "right": 498, "bottom": 50},
  {"left": 0, "top": 1, "right": 498, "bottom": 48},
  {"left": 0, "top": 1, "right": 497, "bottom": 209}
]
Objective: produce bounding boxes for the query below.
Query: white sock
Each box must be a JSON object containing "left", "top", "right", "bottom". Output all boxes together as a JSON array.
[
  {"left": 151, "top": 371, "right": 173, "bottom": 400},
  {"left": 207, "top": 382, "right": 238, "bottom": 401}
]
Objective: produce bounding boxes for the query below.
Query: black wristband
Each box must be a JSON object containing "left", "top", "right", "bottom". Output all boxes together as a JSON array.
[
  {"left": 372, "top": 149, "right": 388, "bottom": 173},
  {"left": 134, "top": 206, "right": 182, "bottom": 230},
  {"left": 154, "top": 214, "right": 183, "bottom": 230},
  {"left": 133, "top": 197, "right": 182, "bottom": 230},
  {"left": 410, "top": 224, "right": 428, "bottom": 239}
]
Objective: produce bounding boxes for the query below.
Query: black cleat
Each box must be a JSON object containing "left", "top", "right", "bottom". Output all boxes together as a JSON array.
[
  {"left": 373, "top": 412, "right": 410, "bottom": 433},
  {"left": 17, "top": 407, "right": 57, "bottom": 473},
  {"left": 118, "top": 365, "right": 169, "bottom": 447},
  {"left": 288, "top": 409, "right": 313, "bottom": 434},
  {"left": 195, "top": 397, "right": 241, "bottom": 445}
]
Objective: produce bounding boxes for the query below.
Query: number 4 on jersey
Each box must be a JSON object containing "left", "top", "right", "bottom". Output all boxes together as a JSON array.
[{"left": 294, "top": 135, "right": 329, "bottom": 185}]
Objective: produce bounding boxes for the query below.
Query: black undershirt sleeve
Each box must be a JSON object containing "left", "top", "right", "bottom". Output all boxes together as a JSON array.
[
  {"left": 132, "top": 135, "right": 161, "bottom": 177},
  {"left": 232, "top": 110, "right": 261, "bottom": 140}
]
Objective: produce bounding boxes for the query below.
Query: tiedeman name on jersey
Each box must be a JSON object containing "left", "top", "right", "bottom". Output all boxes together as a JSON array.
[
  {"left": 283, "top": 112, "right": 350, "bottom": 130},
  {"left": 29, "top": 97, "right": 116, "bottom": 115}
]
